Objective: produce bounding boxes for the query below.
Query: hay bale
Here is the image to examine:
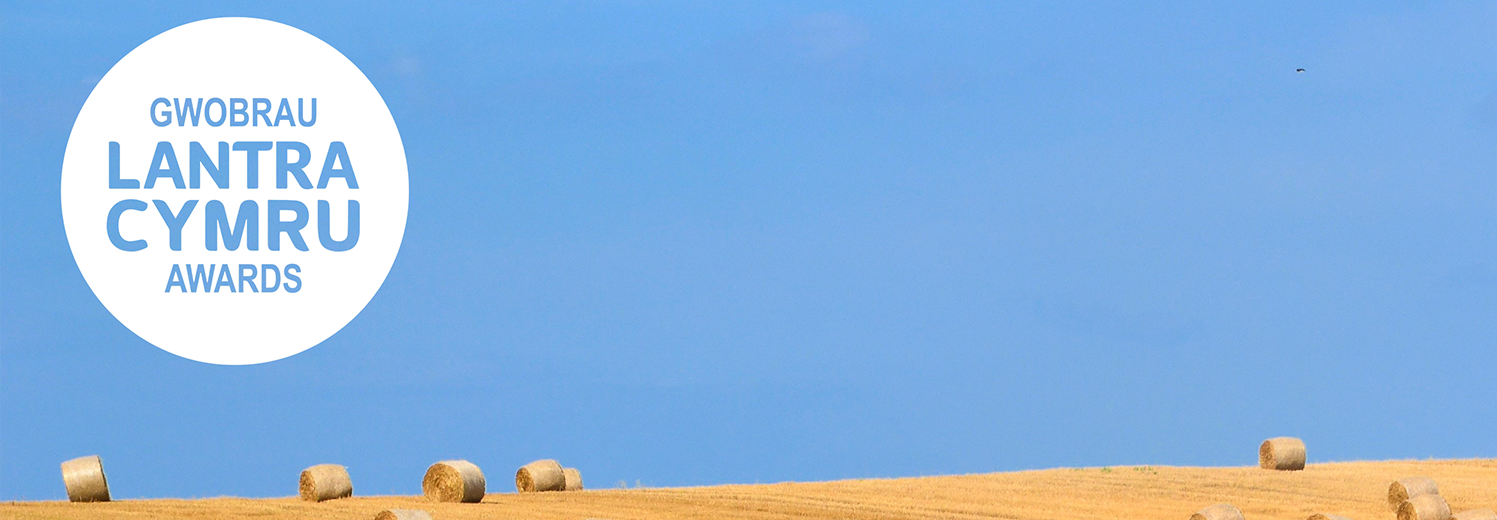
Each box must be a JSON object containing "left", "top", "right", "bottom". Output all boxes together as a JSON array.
[
  {"left": 563, "top": 467, "right": 583, "bottom": 491},
  {"left": 515, "top": 459, "right": 566, "bottom": 493},
  {"left": 1308, "top": 515, "right": 1355, "bottom": 520},
  {"left": 1453, "top": 511, "right": 1497, "bottom": 520},
  {"left": 374, "top": 509, "right": 435, "bottom": 520},
  {"left": 422, "top": 460, "right": 485, "bottom": 503},
  {"left": 1258, "top": 437, "right": 1306, "bottom": 470},
  {"left": 299, "top": 464, "right": 353, "bottom": 502},
  {"left": 60, "top": 455, "right": 110, "bottom": 503},
  {"left": 1398, "top": 495, "right": 1453, "bottom": 520},
  {"left": 1191, "top": 504, "right": 1246, "bottom": 520},
  {"left": 1389, "top": 477, "right": 1442, "bottom": 511}
]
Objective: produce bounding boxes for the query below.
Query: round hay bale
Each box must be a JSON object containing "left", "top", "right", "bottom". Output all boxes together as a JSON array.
[
  {"left": 1258, "top": 437, "right": 1306, "bottom": 470},
  {"left": 374, "top": 509, "right": 435, "bottom": 520},
  {"left": 1191, "top": 504, "right": 1246, "bottom": 520},
  {"left": 1308, "top": 515, "right": 1355, "bottom": 520},
  {"left": 515, "top": 459, "right": 566, "bottom": 493},
  {"left": 1398, "top": 495, "right": 1453, "bottom": 520},
  {"left": 299, "top": 464, "right": 353, "bottom": 502},
  {"left": 1389, "top": 477, "right": 1442, "bottom": 511},
  {"left": 60, "top": 455, "right": 110, "bottom": 503},
  {"left": 422, "top": 460, "right": 485, "bottom": 503},
  {"left": 563, "top": 467, "right": 583, "bottom": 491},
  {"left": 1453, "top": 511, "right": 1497, "bottom": 520}
]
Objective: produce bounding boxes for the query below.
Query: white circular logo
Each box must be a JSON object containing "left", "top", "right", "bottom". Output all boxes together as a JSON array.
[{"left": 61, "top": 18, "right": 409, "bottom": 365}]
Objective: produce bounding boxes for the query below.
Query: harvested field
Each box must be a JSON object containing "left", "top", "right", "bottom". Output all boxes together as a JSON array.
[{"left": 3, "top": 459, "right": 1495, "bottom": 520}]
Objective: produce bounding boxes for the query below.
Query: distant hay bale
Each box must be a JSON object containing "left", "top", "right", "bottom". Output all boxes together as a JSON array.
[
  {"left": 1258, "top": 437, "right": 1306, "bottom": 470},
  {"left": 423, "top": 460, "right": 485, "bottom": 503},
  {"left": 374, "top": 509, "right": 435, "bottom": 520},
  {"left": 563, "top": 468, "right": 583, "bottom": 491},
  {"left": 299, "top": 464, "right": 353, "bottom": 502},
  {"left": 515, "top": 459, "right": 566, "bottom": 493},
  {"left": 1308, "top": 514, "right": 1355, "bottom": 520},
  {"left": 1453, "top": 511, "right": 1497, "bottom": 520},
  {"left": 60, "top": 455, "right": 110, "bottom": 503},
  {"left": 1191, "top": 504, "right": 1246, "bottom": 520},
  {"left": 1398, "top": 495, "right": 1453, "bottom": 520},
  {"left": 1389, "top": 477, "right": 1442, "bottom": 511}
]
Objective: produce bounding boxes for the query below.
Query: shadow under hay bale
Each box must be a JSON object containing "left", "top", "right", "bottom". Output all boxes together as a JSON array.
[
  {"left": 1399, "top": 495, "right": 1452, "bottom": 520},
  {"left": 299, "top": 464, "right": 353, "bottom": 502},
  {"left": 1258, "top": 437, "right": 1306, "bottom": 471},
  {"left": 563, "top": 467, "right": 583, "bottom": 491},
  {"left": 1192, "top": 504, "right": 1246, "bottom": 520},
  {"left": 1390, "top": 477, "right": 1442, "bottom": 511},
  {"left": 423, "top": 460, "right": 485, "bottom": 503},
  {"left": 375, "top": 509, "right": 435, "bottom": 520},
  {"left": 60, "top": 455, "right": 110, "bottom": 503},
  {"left": 516, "top": 459, "right": 566, "bottom": 493}
]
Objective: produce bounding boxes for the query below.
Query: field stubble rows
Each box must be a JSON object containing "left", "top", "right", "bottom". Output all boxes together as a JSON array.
[{"left": 4, "top": 459, "right": 1495, "bottom": 520}]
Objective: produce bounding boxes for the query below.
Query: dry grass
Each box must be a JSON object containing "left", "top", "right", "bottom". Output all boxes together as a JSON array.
[
  {"left": 1452, "top": 510, "right": 1497, "bottom": 520},
  {"left": 4, "top": 459, "right": 1496, "bottom": 520}
]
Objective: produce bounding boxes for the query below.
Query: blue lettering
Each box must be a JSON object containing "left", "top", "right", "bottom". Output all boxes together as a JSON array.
[
  {"left": 150, "top": 98, "right": 171, "bottom": 127},
  {"left": 283, "top": 264, "right": 302, "bottom": 293},
  {"left": 317, "top": 142, "right": 358, "bottom": 189},
  {"left": 276, "top": 142, "right": 313, "bottom": 189},
  {"left": 260, "top": 264, "right": 281, "bottom": 293},
  {"left": 267, "top": 200, "right": 309, "bottom": 251},
  {"left": 252, "top": 98, "right": 272, "bottom": 126},
  {"left": 186, "top": 263, "right": 214, "bottom": 293},
  {"left": 297, "top": 98, "right": 317, "bottom": 126},
  {"left": 233, "top": 141, "right": 272, "bottom": 189},
  {"left": 204, "top": 98, "right": 226, "bottom": 127},
  {"left": 144, "top": 142, "right": 184, "bottom": 189},
  {"left": 273, "top": 99, "right": 296, "bottom": 127},
  {"left": 238, "top": 264, "right": 259, "bottom": 293},
  {"left": 165, "top": 264, "right": 186, "bottom": 292},
  {"left": 204, "top": 200, "right": 258, "bottom": 251},
  {"left": 190, "top": 142, "right": 230, "bottom": 189},
  {"left": 317, "top": 200, "right": 359, "bottom": 252},
  {"left": 229, "top": 98, "right": 248, "bottom": 126},
  {"left": 152, "top": 199, "right": 197, "bottom": 251},
  {"left": 213, "top": 263, "right": 236, "bottom": 293},
  {"left": 108, "top": 142, "right": 138, "bottom": 189},
  {"left": 107, "top": 199, "right": 147, "bottom": 251},
  {"left": 174, "top": 98, "right": 203, "bottom": 126}
]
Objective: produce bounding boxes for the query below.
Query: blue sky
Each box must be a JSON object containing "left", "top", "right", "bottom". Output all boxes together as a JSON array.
[{"left": 4, "top": 0, "right": 1497, "bottom": 500}]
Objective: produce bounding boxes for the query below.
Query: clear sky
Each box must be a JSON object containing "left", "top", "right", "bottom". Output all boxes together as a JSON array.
[{"left": 4, "top": 1, "right": 1496, "bottom": 501}]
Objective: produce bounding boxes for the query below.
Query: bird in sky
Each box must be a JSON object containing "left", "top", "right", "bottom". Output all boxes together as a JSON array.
[{"left": 1296, "top": 68, "right": 1305, "bottom": 73}]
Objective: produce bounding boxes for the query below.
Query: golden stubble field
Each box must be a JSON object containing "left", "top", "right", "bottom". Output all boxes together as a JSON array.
[{"left": 4, "top": 459, "right": 1495, "bottom": 520}]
